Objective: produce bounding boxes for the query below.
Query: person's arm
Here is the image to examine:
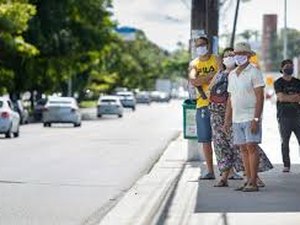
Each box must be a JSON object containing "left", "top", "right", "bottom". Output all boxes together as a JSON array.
[
  {"left": 189, "top": 70, "right": 215, "bottom": 87},
  {"left": 254, "top": 86, "right": 264, "bottom": 119},
  {"left": 276, "top": 92, "right": 300, "bottom": 102},
  {"left": 223, "top": 94, "right": 232, "bottom": 133}
]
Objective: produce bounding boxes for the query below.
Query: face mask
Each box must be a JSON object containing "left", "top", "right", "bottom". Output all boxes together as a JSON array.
[
  {"left": 283, "top": 68, "right": 293, "bottom": 76},
  {"left": 223, "top": 57, "right": 235, "bottom": 69},
  {"left": 234, "top": 55, "right": 248, "bottom": 66},
  {"left": 196, "top": 46, "right": 208, "bottom": 56}
]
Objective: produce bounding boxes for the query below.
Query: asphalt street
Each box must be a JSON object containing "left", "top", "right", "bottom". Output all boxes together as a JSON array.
[{"left": 0, "top": 101, "right": 182, "bottom": 225}]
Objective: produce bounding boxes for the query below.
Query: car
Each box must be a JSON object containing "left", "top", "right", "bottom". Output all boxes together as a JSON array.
[
  {"left": 12, "top": 100, "right": 29, "bottom": 124},
  {"left": 136, "top": 91, "right": 151, "bottom": 104},
  {"left": 115, "top": 91, "right": 136, "bottom": 111},
  {"left": 150, "top": 91, "right": 171, "bottom": 102},
  {"left": 43, "top": 96, "right": 81, "bottom": 127},
  {"left": 0, "top": 97, "right": 20, "bottom": 138},
  {"left": 97, "top": 95, "right": 124, "bottom": 118},
  {"left": 33, "top": 98, "right": 47, "bottom": 122}
]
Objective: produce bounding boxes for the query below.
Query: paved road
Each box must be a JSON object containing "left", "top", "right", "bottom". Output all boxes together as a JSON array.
[{"left": 0, "top": 101, "right": 182, "bottom": 225}]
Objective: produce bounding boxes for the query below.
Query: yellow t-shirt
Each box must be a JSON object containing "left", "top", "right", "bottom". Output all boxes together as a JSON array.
[{"left": 190, "top": 55, "right": 219, "bottom": 108}]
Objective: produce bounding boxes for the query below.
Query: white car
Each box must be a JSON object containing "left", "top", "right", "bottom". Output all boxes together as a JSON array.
[
  {"left": 0, "top": 97, "right": 20, "bottom": 138},
  {"left": 43, "top": 97, "right": 81, "bottom": 127},
  {"left": 97, "top": 95, "right": 123, "bottom": 118},
  {"left": 116, "top": 91, "right": 136, "bottom": 111}
]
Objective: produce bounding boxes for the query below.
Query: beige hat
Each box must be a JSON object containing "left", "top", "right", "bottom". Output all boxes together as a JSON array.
[{"left": 234, "top": 42, "right": 254, "bottom": 53}]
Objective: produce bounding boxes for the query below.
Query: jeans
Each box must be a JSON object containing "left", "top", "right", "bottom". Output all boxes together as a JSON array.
[{"left": 278, "top": 116, "right": 300, "bottom": 168}]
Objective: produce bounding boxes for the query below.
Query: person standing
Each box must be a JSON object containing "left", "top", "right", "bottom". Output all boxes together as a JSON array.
[
  {"left": 274, "top": 59, "right": 300, "bottom": 173},
  {"left": 224, "top": 42, "right": 265, "bottom": 192},
  {"left": 189, "top": 36, "right": 219, "bottom": 180},
  {"left": 209, "top": 47, "right": 243, "bottom": 186}
]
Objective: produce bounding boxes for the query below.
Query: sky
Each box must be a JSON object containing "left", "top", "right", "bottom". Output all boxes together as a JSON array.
[{"left": 113, "top": 0, "right": 300, "bottom": 51}]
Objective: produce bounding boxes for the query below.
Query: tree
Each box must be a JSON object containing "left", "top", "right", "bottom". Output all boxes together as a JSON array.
[{"left": 0, "top": 0, "right": 38, "bottom": 95}]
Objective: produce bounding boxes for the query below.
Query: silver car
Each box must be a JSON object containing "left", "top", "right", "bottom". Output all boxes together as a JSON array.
[
  {"left": 0, "top": 97, "right": 20, "bottom": 138},
  {"left": 116, "top": 91, "right": 136, "bottom": 111},
  {"left": 43, "top": 97, "right": 81, "bottom": 127},
  {"left": 97, "top": 95, "right": 123, "bottom": 118}
]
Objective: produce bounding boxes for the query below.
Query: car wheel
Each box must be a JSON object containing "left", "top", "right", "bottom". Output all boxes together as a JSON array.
[
  {"left": 13, "top": 128, "right": 19, "bottom": 138},
  {"left": 97, "top": 114, "right": 102, "bottom": 118},
  {"left": 118, "top": 114, "right": 123, "bottom": 118},
  {"left": 74, "top": 123, "right": 81, "bottom": 127},
  {"left": 132, "top": 107, "right": 136, "bottom": 111},
  {"left": 5, "top": 125, "right": 13, "bottom": 138},
  {"left": 43, "top": 123, "right": 48, "bottom": 127}
]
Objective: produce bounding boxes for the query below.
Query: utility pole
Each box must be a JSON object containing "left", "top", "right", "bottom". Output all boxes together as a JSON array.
[
  {"left": 283, "top": 0, "right": 287, "bottom": 59},
  {"left": 230, "top": 0, "right": 240, "bottom": 48},
  {"left": 187, "top": 0, "right": 219, "bottom": 161}
]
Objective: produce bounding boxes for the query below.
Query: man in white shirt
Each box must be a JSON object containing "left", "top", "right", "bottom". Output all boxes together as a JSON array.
[{"left": 224, "top": 42, "right": 265, "bottom": 192}]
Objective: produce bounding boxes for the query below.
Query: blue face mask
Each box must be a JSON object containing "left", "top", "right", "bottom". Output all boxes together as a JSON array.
[{"left": 283, "top": 68, "right": 293, "bottom": 76}]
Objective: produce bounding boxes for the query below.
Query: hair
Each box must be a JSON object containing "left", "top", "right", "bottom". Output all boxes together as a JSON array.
[
  {"left": 198, "top": 36, "right": 209, "bottom": 44},
  {"left": 281, "top": 59, "right": 293, "bottom": 68},
  {"left": 221, "top": 47, "right": 234, "bottom": 58}
]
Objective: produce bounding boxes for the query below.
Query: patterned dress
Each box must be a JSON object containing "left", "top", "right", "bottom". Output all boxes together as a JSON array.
[{"left": 209, "top": 71, "right": 273, "bottom": 173}]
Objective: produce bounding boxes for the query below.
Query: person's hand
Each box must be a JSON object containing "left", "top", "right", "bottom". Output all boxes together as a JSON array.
[{"left": 250, "top": 120, "right": 259, "bottom": 134}]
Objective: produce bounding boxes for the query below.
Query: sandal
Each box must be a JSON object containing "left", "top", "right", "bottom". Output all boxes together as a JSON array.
[
  {"left": 235, "top": 182, "right": 247, "bottom": 191},
  {"left": 257, "top": 178, "right": 265, "bottom": 188},
  {"left": 243, "top": 184, "right": 259, "bottom": 192},
  {"left": 214, "top": 179, "right": 228, "bottom": 187}
]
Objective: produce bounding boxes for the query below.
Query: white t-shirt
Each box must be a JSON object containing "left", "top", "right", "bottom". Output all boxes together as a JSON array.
[{"left": 227, "top": 64, "right": 265, "bottom": 123}]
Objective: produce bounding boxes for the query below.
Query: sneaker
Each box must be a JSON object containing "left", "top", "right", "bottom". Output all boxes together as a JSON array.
[
  {"left": 199, "top": 173, "right": 215, "bottom": 180},
  {"left": 228, "top": 173, "right": 243, "bottom": 180},
  {"left": 242, "top": 184, "right": 259, "bottom": 192},
  {"left": 282, "top": 167, "right": 290, "bottom": 173}
]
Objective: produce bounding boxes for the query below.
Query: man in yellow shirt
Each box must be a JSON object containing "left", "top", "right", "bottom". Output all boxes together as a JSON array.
[{"left": 189, "top": 36, "right": 220, "bottom": 179}]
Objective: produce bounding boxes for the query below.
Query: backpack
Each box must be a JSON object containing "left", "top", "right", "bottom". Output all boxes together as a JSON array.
[{"left": 209, "top": 71, "right": 228, "bottom": 104}]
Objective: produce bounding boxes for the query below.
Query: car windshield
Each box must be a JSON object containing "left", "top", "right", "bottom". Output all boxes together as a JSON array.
[
  {"left": 0, "top": 100, "right": 3, "bottom": 108},
  {"left": 101, "top": 99, "right": 116, "bottom": 103}
]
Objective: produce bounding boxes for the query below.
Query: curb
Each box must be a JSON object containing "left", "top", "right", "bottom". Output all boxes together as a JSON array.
[{"left": 98, "top": 135, "right": 188, "bottom": 225}]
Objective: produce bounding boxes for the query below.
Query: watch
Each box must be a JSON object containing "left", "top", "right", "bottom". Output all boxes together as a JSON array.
[{"left": 253, "top": 117, "right": 260, "bottom": 122}]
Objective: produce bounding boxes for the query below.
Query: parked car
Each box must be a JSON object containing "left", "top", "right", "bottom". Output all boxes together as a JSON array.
[
  {"left": 33, "top": 98, "right": 47, "bottom": 122},
  {"left": 43, "top": 96, "right": 81, "bottom": 127},
  {"left": 12, "top": 100, "right": 29, "bottom": 124},
  {"left": 116, "top": 91, "right": 136, "bottom": 111},
  {"left": 136, "top": 91, "right": 151, "bottom": 104},
  {"left": 97, "top": 95, "right": 123, "bottom": 118},
  {"left": 0, "top": 97, "right": 20, "bottom": 138}
]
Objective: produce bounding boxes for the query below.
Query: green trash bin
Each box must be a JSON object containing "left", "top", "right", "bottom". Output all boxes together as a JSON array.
[{"left": 182, "top": 99, "right": 197, "bottom": 139}]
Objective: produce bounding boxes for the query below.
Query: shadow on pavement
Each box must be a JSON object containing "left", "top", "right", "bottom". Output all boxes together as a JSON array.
[{"left": 195, "top": 164, "right": 300, "bottom": 213}]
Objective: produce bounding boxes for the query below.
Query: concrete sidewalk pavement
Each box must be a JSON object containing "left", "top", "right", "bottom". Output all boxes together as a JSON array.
[{"left": 99, "top": 101, "right": 300, "bottom": 225}]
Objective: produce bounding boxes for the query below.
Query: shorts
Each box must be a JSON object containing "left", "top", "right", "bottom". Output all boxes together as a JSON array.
[
  {"left": 196, "top": 106, "right": 212, "bottom": 143},
  {"left": 232, "top": 121, "right": 262, "bottom": 145}
]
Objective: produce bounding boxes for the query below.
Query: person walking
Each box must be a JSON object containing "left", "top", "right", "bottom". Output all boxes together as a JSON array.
[
  {"left": 189, "top": 36, "right": 219, "bottom": 180},
  {"left": 224, "top": 42, "right": 265, "bottom": 192},
  {"left": 274, "top": 59, "right": 300, "bottom": 173}
]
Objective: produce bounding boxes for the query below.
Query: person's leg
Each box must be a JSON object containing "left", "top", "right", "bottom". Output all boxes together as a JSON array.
[
  {"left": 278, "top": 117, "right": 292, "bottom": 170},
  {"left": 203, "top": 142, "right": 214, "bottom": 174},
  {"left": 240, "top": 145, "right": 250, "bottom": 183},
  {"left": 196, "top": 107, "right": 214, "bottom": 179},
  {"left": 246, "top": 143, "right": 259, "bottom": 186}
]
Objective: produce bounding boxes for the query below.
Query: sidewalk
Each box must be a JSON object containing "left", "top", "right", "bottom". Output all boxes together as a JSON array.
[{"left": 99, "top": 101, "right": 300, "bottom": 225}]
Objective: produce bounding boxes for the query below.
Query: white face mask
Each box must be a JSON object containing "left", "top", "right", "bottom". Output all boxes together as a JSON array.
[
  {"left": 223, "top": 57, "right": 235, "bottom": 69},
  {"left": 196, "top": 46, "right": 208, "bottom": 56},
  {"left": 234, "top": 55, "right": 248, "bottom": 66}
]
